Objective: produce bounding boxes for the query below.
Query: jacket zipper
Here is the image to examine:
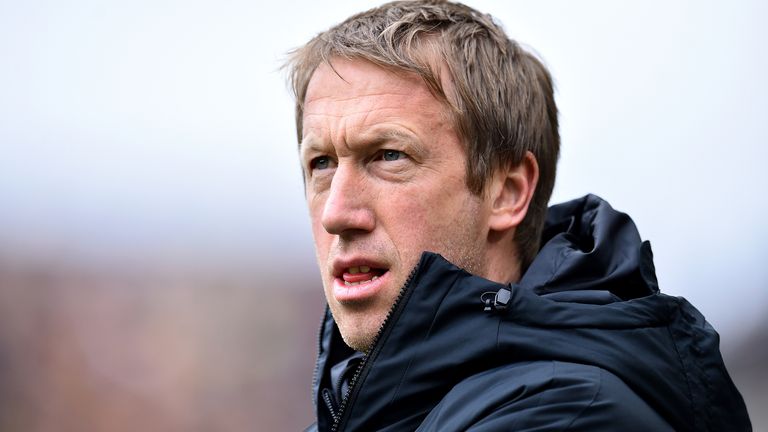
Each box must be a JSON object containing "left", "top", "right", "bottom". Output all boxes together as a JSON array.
[
  {"left": 329, "top": 265, "right": 420, "bottom": 432},
  {"left": 321, "top": 388, "right": 338, "bottom": 422},
  {"left": 311, "top": 307, "right": 329, "bottom": 407}
]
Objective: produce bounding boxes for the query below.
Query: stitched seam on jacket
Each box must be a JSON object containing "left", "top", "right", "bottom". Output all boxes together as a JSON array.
[
  {"left": 665, "top": 304, "right": 697, "bottom": 430},
  {"left": 563, "top": 366, "right": 602, "bottom": 431}
]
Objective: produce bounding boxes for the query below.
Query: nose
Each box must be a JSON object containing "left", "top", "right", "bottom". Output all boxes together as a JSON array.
[{"left": 321, "top": 164, "right": 376, "bottom": 236}]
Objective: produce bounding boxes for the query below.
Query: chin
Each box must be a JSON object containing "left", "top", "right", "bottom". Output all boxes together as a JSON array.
[
  {"left": 335, "top": 312, "right": 382, "bottom": 353},
  {"left": 340, "top": 332, "right": 374, "bottom": 353}
]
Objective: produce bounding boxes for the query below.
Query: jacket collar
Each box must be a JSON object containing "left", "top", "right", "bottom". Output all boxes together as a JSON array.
[
  {"left": 311, "top": 194, "right": 750, "bottom": 431},
  {"left": 315, "top": 252, "right": 507, "bottom": 431}
]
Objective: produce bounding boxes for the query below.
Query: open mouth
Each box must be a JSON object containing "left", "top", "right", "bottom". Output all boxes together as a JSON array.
[{"left": 341, "top": 266, "right": 388, "bottom": 286}]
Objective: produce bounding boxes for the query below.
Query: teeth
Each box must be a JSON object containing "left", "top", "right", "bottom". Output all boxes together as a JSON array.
[
  {"left": 347, "top": 266, "right": 371, "bottom": 274},
  {"left": 344, "top": 275, "right": 379, "bottom": 286}
]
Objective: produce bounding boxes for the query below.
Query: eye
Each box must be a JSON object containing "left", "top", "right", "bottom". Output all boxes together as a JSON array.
[
  {"left": 310, "top": 156, "right": 334, "bottom": 170},
  {"left": 381, "top": 150, "right": 404, "bottom": 161}
]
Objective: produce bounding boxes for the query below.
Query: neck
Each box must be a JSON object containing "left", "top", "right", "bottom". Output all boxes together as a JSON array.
[{"left": 481, "top": 232, "right": 522, "bottom": 284}]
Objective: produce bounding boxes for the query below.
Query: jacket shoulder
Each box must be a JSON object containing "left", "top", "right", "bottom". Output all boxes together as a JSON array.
[{"left": 417, "top": 360, "right": 673, "bottom": 432}]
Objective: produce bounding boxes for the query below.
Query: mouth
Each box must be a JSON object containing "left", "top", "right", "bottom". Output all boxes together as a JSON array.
[
  {"left": 340, "top": 265, "right": 387, "bottom": 286},
  {"left": 331, "top": 261, "right": 391, "bottom": 303}
]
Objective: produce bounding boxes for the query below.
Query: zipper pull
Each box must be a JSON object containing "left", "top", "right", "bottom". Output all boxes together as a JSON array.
[{"left": 481, "top": 286, "right": 512, "bottom": 313}]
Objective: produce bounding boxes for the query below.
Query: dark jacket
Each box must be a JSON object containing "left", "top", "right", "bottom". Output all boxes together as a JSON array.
[{"left": 308, "top": 195, "right": 751, "bottom": 431}]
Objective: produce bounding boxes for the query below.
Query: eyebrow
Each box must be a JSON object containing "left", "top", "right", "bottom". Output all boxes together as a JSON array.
[
  {"left": 299, "top": 136, "right": 316, "bottom": 151},
  {"left": 299, "top": 137, "right": 324, "bottom": 164},
  {"left": 301, "top": 127, "right": 416, "bottom": 149},
  {"left": 299, "top": 126, "right": 425, "bottom": 165},
  {"left": 367, "top": 128, "right": 416, "bottom": 144}
]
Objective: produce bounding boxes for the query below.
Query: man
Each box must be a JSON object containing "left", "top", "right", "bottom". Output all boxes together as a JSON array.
[{"left": 286, "top": 1, "right": 751, "bottom": 430}]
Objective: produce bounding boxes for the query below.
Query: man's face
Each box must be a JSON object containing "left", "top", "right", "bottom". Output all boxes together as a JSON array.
[{"left": 301, "top": 59, "right": 492, "bottom": 352}]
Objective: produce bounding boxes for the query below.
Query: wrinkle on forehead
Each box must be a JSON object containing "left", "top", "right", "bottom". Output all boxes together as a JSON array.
[
  {"left": 304, "top": 91, "right": 416, "bottom": 106},
  {"left": 303, "top": 103, "right": 423, "bottom": 120},
  {"left": 304, "top": 59, "right": 430, "bottom": 103},
  {"left": 300, "top": 58, "right": 458, "bottom": 153}
]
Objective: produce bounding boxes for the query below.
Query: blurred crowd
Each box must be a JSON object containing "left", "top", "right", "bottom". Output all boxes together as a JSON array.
[
  {"left": 0, "top": 248, "right": 764, "bottom": 431},
  {"left": 0, "top": 251, "right": 323, "bottom": 431}
]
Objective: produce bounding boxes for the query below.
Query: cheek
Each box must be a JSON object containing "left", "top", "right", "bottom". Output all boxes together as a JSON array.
[
  {"left": 311, "top": 221, "right": 332, "bottom": 253},
  {"left": 307, "top": 194, "right": 326, "bottom": 231},
  {"left": 308, "top": 203, "right": 333, "bottom": 262},
  {"left": 386, "top": 182, "right": 481, "bottom": 247},
  {"left": 383, "top": 195, "right": 441, "bottom": 251}
]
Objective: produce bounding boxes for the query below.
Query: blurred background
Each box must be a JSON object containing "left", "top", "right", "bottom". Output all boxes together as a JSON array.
[{"left": 1, "top": 0, "right": 766, "bottom": 430}]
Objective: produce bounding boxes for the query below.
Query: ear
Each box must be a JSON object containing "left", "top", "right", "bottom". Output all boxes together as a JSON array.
[{"left": 488, "top": 151, "right": 539, "bottom": 232}]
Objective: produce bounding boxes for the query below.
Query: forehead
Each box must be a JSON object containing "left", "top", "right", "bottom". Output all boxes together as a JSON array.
[
  {"left": 300, "top": 59, "right": 457, "bottom": 149},
  {"left": 304, "top": 59, "right": 438, "bottom": 110}
]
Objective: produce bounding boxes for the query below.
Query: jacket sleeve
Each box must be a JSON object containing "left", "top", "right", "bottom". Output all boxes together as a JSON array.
[{"left": 418, "top": 361, "right": 674, "bottom": 432}]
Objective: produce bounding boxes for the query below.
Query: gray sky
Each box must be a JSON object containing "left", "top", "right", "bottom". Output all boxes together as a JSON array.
[{"left": 1, "top": 0, "right": 766, "bottom": 341}]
